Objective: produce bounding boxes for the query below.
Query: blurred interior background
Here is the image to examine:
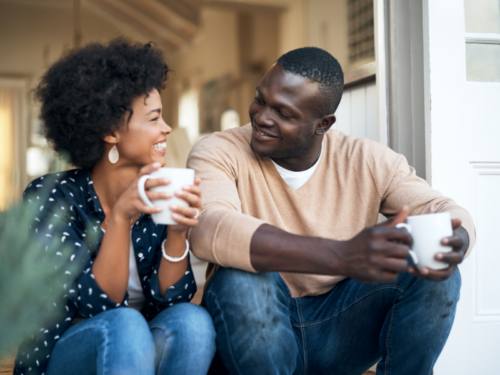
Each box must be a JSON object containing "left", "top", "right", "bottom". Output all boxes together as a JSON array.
[
  {"left": 0, "top": 0, "right": 378, "bottom": 210},
  {"left": 1, "top": 1, "right": 500, "bottom": 373}
]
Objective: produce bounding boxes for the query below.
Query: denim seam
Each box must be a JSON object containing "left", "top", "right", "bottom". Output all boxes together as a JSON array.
[
  {"left": 384, "top": 303, "right": 398, "bottom": 375},
  {"left": 296, "top": 299, "right": 308, "bottom": 375},
  {"left": 291, "top": 285, "right": 405, "bottom": 328},
  {"left": 206, "top": 290, "right": 244, "bottom": 375},
  {"left": 149, "top": 323, "right": 172, "bottom": 374},
  {"left": 101, "top": 324, "right": 110, "bottom": 375}
]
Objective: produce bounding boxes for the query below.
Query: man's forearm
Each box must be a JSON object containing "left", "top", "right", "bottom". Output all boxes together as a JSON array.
[{"left": 250, "top": 224, "right": 341, "bottom": 274}]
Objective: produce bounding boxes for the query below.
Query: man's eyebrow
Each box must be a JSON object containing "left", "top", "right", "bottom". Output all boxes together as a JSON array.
[
  {"left": 255, "top": 86, "right": 295, "bottom": 112},
  {"left": 146, "top": 109, "right": 161, "bottom": 116}
]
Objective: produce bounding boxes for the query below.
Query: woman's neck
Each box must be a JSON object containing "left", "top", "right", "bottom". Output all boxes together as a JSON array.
[{"left": 91, "top": 160, "right": 140, "bottom": 215}]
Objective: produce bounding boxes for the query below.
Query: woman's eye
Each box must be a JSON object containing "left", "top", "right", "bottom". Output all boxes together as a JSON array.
[
  {"left": 151, "top": 117, "right": 159, "bottom": 122},
  {"left": 278, "top": 111, "right": 291, "bottom": 119}
]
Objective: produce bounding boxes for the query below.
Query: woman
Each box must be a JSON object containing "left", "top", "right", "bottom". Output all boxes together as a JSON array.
[{"left": 14, "top": 39, "right": 216, "bottom": 375}]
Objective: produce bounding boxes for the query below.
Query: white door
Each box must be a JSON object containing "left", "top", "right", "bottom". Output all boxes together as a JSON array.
[{"left": 424, "top": 1, "right": 500, "bottom": 373}]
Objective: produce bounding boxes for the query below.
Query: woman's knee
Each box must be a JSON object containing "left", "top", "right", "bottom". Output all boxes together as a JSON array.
[
  {"left": 150, "top": 303, "right": 216, "bottom": 355},
  {"left": 101, "top": 308, "right": 154, "bottom": 350}
]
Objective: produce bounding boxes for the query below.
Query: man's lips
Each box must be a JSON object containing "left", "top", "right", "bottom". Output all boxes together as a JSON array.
[{"left": 252, "top": 124, "right": 279, "bottom": 139}]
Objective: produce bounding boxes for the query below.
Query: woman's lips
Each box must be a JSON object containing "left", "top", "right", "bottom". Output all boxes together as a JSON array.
[{"left": 153, "top": 141, "right": 166, "bottom": 154}]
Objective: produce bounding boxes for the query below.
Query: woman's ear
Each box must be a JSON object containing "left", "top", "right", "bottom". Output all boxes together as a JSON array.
[{"left": 103, "top": 132, "right": 118, "bottom": 145}]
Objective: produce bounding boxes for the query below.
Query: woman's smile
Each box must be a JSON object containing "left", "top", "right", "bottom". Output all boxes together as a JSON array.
[{"left": 153, "top": 140, "right": 167, "bottom": 155}]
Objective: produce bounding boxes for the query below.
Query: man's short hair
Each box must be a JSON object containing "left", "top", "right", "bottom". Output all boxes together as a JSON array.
[{"left": 277, "top": 47, "right": 344, "bottom": 117}]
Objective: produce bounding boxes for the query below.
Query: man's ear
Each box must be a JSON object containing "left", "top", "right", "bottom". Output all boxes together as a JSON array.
[{"left": 316, "top": 114, "right": 336, "bottom": 134}]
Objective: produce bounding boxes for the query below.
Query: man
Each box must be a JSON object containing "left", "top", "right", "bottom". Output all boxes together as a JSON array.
[{"left": 187, "top": 47, "right": 475, "bottom": 375}]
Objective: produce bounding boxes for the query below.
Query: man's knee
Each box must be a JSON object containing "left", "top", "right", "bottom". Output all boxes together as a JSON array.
[
  {"left": 203, "top": 268, "right": 284, "bottom": 313},
  {"left": 425, "top": 267, "right": 461, "bottom": 314},
  {"left": 406, "top": 267, "right": 462, "bottom": 331}
]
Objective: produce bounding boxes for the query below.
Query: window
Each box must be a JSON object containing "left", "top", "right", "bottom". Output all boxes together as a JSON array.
[
  {"left": 464, "top": 0, "right": 500, "bottom": 82},
  {"left": 348, "top": 0, "right": 375, "bottom": 65},
  {"left": 0, "top": 78, "right": 28, "bottom": 210},
  {"left": 178, "top": 89, "right": 199, "bottom": 145}
]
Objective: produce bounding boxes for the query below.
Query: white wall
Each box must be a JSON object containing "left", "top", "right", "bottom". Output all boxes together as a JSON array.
[{"left": 334, "top": 81, "right": 378, "bottom": 141}]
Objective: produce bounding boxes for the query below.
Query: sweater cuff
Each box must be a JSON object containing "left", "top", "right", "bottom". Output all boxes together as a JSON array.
[{"left": 212, "top": 212, "right": 265, "bottom": 272}]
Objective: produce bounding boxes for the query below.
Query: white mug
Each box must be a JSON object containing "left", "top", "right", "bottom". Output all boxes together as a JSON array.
[
  {"left": 138, "top": 168, "right": 195, "bottom": 225},
  {"left": 395, "top": 212, "right": 453, "bottom": 270}
]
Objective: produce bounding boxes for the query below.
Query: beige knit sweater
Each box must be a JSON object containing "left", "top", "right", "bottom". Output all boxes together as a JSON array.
[{"left": 187, "top": 124, "right": 476, "bottom": 297}]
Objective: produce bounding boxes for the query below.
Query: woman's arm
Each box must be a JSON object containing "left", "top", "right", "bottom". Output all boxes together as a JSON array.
[
  {"left": 91, "top": 213, "right": 133, "bottom": 303},
  {"left": 157, "top": 181, "right": 203, "bottom": 297},
  {"left": 92, "top": 163, "right": 168, "bottom": 303},
  {"left": 157, "top": 229, "right": 189, "bottom": 295}
]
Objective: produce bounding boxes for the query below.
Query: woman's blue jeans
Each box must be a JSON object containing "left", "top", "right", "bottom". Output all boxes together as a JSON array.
[
  {"left": 46, "top": 303, "right": 216, "bottom": 375},
  {"left": 203, "top": 267, "right": 461, "bottom": 375}
]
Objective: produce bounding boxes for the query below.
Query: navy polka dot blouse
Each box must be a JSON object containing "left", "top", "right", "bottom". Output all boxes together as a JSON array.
[{"left": 14, "top": 169, "right": 197, "bottom": 375}]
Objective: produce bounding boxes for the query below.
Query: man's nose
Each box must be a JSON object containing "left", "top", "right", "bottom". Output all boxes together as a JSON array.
[{"left": 253, "top": 106, "right": 274, "bottom": 127}]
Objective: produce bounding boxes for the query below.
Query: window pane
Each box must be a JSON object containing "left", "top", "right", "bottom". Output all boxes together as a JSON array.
[
  {"left": 464, "top": 0, "right": 500, "bottom": 34},
  {"left": 348, "top": 0, "right": 374, "bottom": 65},
  {"left": 466, "top": 43, "right": 500, "bottom": 82}
]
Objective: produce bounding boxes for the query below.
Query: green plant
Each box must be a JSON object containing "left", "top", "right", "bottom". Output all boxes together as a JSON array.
[{"left": 0, "top": 190, "right": 83, "bottom": 358}]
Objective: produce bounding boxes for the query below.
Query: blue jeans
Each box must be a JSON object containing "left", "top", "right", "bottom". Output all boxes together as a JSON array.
[
  {"left": 46, "top": 303, "right": 216, "bottom": 375},
  {"left": 202, "top": 268, "right": 461, "bottom": 375}
]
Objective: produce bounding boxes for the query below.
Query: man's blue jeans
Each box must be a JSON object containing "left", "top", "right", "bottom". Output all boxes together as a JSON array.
[
  {"left": 46, "top": 303, "right": 216, "bottom": 375},
  {"left": 202, "top": 268, "right": 461, "bottom": 375}
]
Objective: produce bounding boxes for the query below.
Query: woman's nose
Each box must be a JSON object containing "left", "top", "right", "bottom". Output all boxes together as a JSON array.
[{"left": 161, "top": 118, "right": 172, "bottom": 134}]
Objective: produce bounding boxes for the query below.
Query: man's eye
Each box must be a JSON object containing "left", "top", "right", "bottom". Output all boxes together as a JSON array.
[
  {"left": 254, "top": 97, "right": 264, "bottom": 105},
  {"left": 278, "top": 111, "right": 291, "bottom": 119}
]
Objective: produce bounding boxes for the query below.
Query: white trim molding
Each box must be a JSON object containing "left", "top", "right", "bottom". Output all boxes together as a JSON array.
[{"left": 465, "top": 33, "right": 500, "bottom": 45}]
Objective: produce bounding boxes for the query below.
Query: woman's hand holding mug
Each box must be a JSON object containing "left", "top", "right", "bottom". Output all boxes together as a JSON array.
[
  {"left": 111, "top": 162, "right": 171, "bottom": 224},
  {"left": 137, "top": 166, "right": 202, "bottom": 232},
  {"left": 167, "top": 179, "right": 202, "bottom": 233}
]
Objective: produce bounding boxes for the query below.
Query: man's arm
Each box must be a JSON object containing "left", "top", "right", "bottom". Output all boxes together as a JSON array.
[
  {"left": 188, "top": 133, "right": 416, "bottom": 284},
  {"left": 370, "top": 141, "right": 475, "bottom": 281},
  {"left": 251, "top": 208, "right": 414, "bottom": 284}
]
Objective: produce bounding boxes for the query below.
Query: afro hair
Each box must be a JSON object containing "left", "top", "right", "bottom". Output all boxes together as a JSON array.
[{"left": 33, "top": 38, "right": 169, "bottom": 169}]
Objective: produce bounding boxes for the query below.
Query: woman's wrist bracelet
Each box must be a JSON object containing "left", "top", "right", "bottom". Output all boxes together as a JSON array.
[{"left": 161, "top": 239, "right": 189, "bottom": 262}]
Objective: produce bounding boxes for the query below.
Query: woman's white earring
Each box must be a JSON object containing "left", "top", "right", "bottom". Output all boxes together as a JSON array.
[{"left": 109, "top": 145, "right": 119, "bottom": 164}]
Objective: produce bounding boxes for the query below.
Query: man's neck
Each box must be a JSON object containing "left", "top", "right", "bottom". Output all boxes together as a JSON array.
[{"left": 271, "top": 141, "right": 323, "bottom": 172}]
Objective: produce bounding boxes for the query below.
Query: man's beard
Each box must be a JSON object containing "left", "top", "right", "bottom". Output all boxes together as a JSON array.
[{"left": 258, "top": 126, "right": 316, "bottom": 159}]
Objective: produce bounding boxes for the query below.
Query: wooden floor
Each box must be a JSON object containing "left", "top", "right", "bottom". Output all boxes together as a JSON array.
[
  {"left": 0, "top": 358, "right": 375, "bottom": 375},
  {"left": 0, "top": 358, "right": 14, "bottom": 374}
]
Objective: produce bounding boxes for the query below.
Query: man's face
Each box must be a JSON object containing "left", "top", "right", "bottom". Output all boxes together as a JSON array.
[{"left": 249, "top": 64, "right": 322, "bottom": 159}]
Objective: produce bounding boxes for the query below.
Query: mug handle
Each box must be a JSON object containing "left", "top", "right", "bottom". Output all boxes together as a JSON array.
[
  {"left": 395, "top": 223, "right": 419, "bottom": 265},
  {"left": 138, "top": 175, "right": 154, "bottom": 208}
]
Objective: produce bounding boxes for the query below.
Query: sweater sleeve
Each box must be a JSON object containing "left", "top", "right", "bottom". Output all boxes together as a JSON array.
[
  {"left": 186, "top": 135, "right": 265, "bottom": 272},
  {"left": 369, "top": 141, "right": 476, "bottom": 256}
]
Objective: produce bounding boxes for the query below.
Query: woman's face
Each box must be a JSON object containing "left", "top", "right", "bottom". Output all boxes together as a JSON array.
[{"left": 115, "top": 89, "right": 171, "bottom": 167}]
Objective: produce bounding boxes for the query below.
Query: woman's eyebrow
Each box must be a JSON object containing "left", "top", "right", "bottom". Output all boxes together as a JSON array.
[{"left": 146, "top": 108, "right": 161, "bottom": 115}]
